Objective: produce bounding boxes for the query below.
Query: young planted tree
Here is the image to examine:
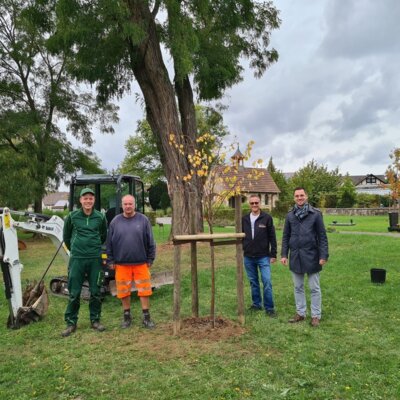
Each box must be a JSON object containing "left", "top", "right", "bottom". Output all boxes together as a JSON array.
[
  {"left": 386, "top": 148, "right": 400, "bottom": 209},
  {"left": 170, "top": 134, "right": 263, "bottom": 326},
  {"left": 52, "top": 0, "right": 280, "bottom": 233},
  {"left": 0, "top": 0, "right": 116, "bottom": 211}
]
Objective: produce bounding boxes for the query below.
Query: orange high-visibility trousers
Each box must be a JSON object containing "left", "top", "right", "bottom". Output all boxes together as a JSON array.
[{"left": 115, "top": 263, "right": 152, "bottom": 298}]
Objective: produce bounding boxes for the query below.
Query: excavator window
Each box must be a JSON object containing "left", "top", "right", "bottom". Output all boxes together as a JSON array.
[{"left": 69, "top": 174, "right": 145, "bottom": 218}]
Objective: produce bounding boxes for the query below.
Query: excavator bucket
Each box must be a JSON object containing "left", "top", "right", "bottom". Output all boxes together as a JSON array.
[{"left": 7, "top": 281, "right": 49, "bottom": 329}]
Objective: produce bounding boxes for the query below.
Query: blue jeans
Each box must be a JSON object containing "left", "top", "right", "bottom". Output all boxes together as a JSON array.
[{"left": 244, "top": 256, "right": 274, "bottom": 311}]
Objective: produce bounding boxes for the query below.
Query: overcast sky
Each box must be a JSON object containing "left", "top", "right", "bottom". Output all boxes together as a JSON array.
[{"left": 86, "top": 0, "right": 399, "bottom": 176}]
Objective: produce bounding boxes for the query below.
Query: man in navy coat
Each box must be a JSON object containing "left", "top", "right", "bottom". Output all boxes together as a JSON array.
[{"left": 281, "top": 187, "right": 329, "bottom": 327}]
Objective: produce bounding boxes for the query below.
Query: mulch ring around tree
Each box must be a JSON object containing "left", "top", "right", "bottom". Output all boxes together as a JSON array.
[{"left": 174, "top": 316, "right": 246, "bottom": 341}]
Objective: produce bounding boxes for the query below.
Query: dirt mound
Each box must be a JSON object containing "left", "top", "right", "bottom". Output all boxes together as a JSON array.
[{"left": 176, "top": 316, "right": 246, "bottom": 341}]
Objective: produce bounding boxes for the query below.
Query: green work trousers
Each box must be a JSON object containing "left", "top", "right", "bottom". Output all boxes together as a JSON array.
[{"left": 64, "top": 257, "right": 103, "bottom": 326}]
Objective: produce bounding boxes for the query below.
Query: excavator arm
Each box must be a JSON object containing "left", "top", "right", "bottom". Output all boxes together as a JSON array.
[{"left": 0, "top": 208, "right": 68, "bottom": 328}]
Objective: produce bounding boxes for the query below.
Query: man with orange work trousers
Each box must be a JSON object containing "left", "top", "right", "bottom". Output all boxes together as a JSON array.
[{"left": 106, "top": 194, "right": 156, "bottom": 329}]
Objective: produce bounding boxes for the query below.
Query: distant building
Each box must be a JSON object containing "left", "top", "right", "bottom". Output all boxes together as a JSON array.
[
  {"left": 42, "top": 192, "right": 69, "bottom": 210},
  {"left": 348, "top": 174, "right": 390, "bottom": 196},
  {"left": 213, "top": 148, "right": 280, "bottom": 209}
]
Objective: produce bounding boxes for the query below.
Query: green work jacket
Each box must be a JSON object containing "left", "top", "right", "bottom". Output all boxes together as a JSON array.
[{"left": 63, "top": 209, "right": 107, "bottom": 258}]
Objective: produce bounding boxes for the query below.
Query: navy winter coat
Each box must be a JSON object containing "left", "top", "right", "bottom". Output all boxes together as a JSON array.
[{"left": 281, "top": 206, "right": 329, "bottom": 274}]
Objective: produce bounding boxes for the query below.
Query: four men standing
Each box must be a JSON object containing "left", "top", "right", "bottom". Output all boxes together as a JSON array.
[{"left": 60, "top": 186, "right": 328, "bottom": 335}]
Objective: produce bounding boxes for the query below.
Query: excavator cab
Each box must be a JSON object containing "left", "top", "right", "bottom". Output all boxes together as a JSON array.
[{"left": 69, "top": 174, "right": 145, "bottom": 224}]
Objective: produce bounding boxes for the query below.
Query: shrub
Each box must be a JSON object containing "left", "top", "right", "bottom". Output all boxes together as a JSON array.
[{"left": 146, "top": 210, "right": 156, "bottom": 226}]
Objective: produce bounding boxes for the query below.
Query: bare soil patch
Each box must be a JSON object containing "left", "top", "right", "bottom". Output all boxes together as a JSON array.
[{"left": 176, "top": 316, "right": 246, "bottom": 341}]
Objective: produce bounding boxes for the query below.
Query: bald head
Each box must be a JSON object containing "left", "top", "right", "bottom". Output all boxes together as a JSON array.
[{"left": 122, "top": 194, "right": 136, "bottom": 218}]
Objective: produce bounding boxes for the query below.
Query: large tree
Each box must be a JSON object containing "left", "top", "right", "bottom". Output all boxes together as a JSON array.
[
  {"left": 0, "top": 0, "right": 117, "bottom": 211},
  {"left": 52, "top": 0, "right": 280, "bottom": 233}
]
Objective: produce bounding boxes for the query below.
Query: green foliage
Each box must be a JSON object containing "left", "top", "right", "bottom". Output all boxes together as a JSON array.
[
  {"left": 319, "top": 192, "right": 338, "bottom": 208},
  {"left": 148, "top": 180, "right": 170, "bottom": 211},
  {"left": 0, "top": 0, "right": 115, "bottom": 211},
  {"left": 356, "top": 193, "right": 383, "bottom": 208},
  {"left": 0, "top": 147, "right": 34, "bottom": 209},
  {"left": 120, "top": 119, "right": 164, "bottom": 185},
  {"left": 290, "top": 160, "right": 341, "bottom": 206},
  {"left": 337, "top": 175, "right": 357, "bottom": 208},
  {"left": 52, "top": 1, "right": 280, "bottom": 102},
  {"left": 267, "top": 156, "right": 276, "bottom": 174},
  {"left": 146, "top": 210, "right": 156, "bottom": 226},
  {"left": 41, "top": 208, "right": 69, "bottom": 219},
  {"left": 195, "top": 104, "right": 229, "bottom": 139},
  {"left": 270, "top": 199, "right": 291, "bottom": 222}
]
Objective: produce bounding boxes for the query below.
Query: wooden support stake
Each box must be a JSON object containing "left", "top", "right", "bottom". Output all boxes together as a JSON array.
[
  {"left": 173, "top": 243, "right": 181, "bottom": 334},
  {"left": 235, "top": 195, "right": 245, "bottom": 325},
  {"left": 189, "top": 191, "right": 199, "bottom": 317},
  {"left": 172, "top": 191, "right": 182, "bottom": 334}
]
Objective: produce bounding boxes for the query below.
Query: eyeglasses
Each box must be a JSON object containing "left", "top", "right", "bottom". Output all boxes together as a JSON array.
[{"left": 250, "top": 202, "right": 259, "bottom": 205}]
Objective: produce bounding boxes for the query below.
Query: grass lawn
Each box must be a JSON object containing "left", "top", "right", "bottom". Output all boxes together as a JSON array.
[{"left": 1, "top": 216, "right": 400, "bottom": 399}]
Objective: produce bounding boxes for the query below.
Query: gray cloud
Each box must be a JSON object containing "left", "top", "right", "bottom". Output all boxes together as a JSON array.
[{"left": 320, "top": 0, "right": 400, "bottom": 59}]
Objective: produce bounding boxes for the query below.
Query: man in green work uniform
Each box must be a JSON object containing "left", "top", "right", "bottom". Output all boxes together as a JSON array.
[{"left": 61, "top": 188, "right": 108, "bottom": 337}]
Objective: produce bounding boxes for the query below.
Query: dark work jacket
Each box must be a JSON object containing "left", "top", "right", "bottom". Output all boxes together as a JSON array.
[
  {"left": 242, "top": 211, "right": 277, "bottom": 258},
  {"left": 281, "top": 206, "right": 329, "bottom": 274}
]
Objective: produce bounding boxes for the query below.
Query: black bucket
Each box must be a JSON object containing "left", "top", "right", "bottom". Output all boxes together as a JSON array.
[
  {"left": 388, "top": 212, "right": 399, "bottom": 228},
  {"left": 370, "top": 268, "right": 386, "bottom": 284}
]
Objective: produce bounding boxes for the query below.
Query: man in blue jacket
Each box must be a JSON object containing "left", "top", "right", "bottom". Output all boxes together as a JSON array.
[
  {"left": 281, "top": 187, "right": 329, "bottom": 327},
  {"left": 242, "top": 194, "right": 277, "bottom": 317}
]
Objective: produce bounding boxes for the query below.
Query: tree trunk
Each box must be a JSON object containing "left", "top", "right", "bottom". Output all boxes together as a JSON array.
[
  {"left": 175, "top": 73, "right": 204, "bottom": 233},
  {"left": 125, "top": 0, "right": 203, "bottom": 234}
]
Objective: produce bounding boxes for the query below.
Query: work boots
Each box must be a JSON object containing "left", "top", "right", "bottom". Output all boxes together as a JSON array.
[
  {"left": 121, "top": 313, "right": 132, "bottom": 329},
  {"left": 142, "top": 317, "right": 156, "bottom": 329},
  {"left": 142, "top": 309, "right": 155, "bottom": 329},
  {"left": 61, "top": 325, "right": 77, "bottom": 337},
  {"left": 91, "top": 321, "right": 106, "bottom": 332}
]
